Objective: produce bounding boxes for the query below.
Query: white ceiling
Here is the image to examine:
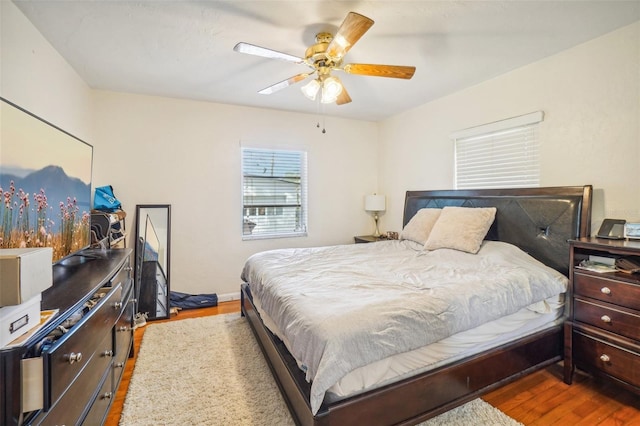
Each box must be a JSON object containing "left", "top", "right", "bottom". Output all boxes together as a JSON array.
[{"left": 13, "top": 1, "right": 640, "bottom": 122}]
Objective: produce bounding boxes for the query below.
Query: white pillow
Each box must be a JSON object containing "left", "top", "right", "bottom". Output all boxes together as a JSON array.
[
  {"left": 400, "top": 208, "right": 442, "bottom": 245},
  {"left": 424, "top": 206, "right": 497, "bottom": 254}
]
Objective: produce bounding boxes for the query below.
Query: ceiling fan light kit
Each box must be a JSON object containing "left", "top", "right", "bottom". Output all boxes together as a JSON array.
[
  {"left": 321, "top": 76, "right": 343, "bottom": 104},
  {"left": 302, "top": 75, "right": 343, "bottom": 104},
  {"left": 233, "top": 12, "right": 416, "bottom": 106},
  {"left": 301, "top": 79, "right": 321, "bottom": 100}
]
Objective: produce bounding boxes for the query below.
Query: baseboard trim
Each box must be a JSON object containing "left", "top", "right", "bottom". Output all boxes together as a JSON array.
[{"left": 218, "top": 292, "right": 241, "bottom": 302}]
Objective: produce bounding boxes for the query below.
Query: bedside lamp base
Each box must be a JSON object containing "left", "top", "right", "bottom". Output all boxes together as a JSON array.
[{"left": 372, "top": 213, "right": 381, "bottom": 237}]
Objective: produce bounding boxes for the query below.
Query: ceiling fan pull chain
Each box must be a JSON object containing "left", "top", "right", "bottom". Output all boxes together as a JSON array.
[
  {"left": 315, "top": 96, "right": 322, "bottom": 131},
  {"left": 318, "top": 100, "right": 326, "bottom": 134}
]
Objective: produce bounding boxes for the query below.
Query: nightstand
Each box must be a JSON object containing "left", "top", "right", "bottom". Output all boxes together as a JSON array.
[
  {"left": 354, "top": 235, "right": 387, "bottom": 244},
  {"left": 564, "top": 237, "right": 640, "bottom": 396}
]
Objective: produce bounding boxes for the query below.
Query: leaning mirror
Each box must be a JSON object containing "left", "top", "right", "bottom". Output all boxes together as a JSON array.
[{"left": 134, "top": 204, "right": 171, "bottom": 321}]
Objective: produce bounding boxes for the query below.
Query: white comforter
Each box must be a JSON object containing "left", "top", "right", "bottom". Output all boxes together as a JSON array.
[{"left": 241, "top": 240, "right": 568, "bottom": 414}]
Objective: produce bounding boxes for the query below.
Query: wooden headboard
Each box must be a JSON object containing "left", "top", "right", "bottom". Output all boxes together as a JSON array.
[{"left": 403, "top": 186, "right": 592, "bottom": 276}]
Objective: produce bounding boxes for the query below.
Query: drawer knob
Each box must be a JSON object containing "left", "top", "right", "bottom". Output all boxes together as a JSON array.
[
  {"left": 600, "top": 354, "right": 611, "bottom": 363},
  {"left": 103, "top": 350, "right": 114, "bottom": 357},
  {"left": 600, "top": 315, "right": 612, "bottom": 323},
  {"left": 124, "top": 266, "right": 133, "bottom": 272},
  {"left": 102, "top": 392, "right": 113, "bottom": 400},
  {"left": 118, "top": 326, "right": 129, "bottom": 332},
  {"left": 113, "top": 301, "right": 123, "bottom": 309},
  {"left": 600, "top": 287, "right": 611, "bottom": 295},
  {"left": 66, "top": 352, "right": 82, "bottom": 364},
  {"left": 115, "top": 362, "right": 125, "bottom": 368}
]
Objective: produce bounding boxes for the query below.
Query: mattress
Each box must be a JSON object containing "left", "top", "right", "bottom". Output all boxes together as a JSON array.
[{"left": 252, "top": 290, "right": 564, "bottom": 402}]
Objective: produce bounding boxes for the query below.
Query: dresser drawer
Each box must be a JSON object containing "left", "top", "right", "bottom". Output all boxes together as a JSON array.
[
  {"left": 113, "top": 289, "right": 134, "bottom": 374},
  {"left": 43, "top": 284, "right": 121, "bottom": 408},
  {"left": 574, "top": 272, "right": 640, "bottom": 310},
  {"left": 35, "top": 331, "right": 114, "bottom": 425},
  {"left": 110, "top": 258, "right": 132, "bottom": 302},
  {"left": 81, "top": 368, "right": 113, "bottom": 426},
  {"left": 574, "top": 298, "right": 640, "bottom": 341},
  {"left": 573, "top": 330, "right": 640, "bottom": 387}
]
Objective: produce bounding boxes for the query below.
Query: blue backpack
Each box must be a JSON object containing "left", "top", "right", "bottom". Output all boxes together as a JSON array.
[{"left": 94, "top": 185, "right": 122, "bottom": 212}]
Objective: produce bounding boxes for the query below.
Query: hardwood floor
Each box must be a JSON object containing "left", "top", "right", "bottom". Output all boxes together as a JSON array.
[
  {"left": 484, "top": 363, "right": 640, "bottom": 425},
  {"left": 106, "top": 301, "right": 640, "bottom": 425}
]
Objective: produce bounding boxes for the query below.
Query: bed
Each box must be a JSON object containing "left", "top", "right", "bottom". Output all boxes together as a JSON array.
[{"left": 240, "top": 186, "right": 592, "bottom": 426}]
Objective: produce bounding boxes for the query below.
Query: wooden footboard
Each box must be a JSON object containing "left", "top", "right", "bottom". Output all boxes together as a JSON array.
[{"left": 241, "top": 283, "right": 563, "bottom": 426}]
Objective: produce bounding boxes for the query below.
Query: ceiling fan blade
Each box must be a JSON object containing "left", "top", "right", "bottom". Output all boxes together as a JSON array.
[
  {"left": 326, "top": 12, "right": 374, "bottom": 61},
  {"left": 258, "top": 73, "right": 311, "bottom": 95},
  {"left": 233, "top": 42, "right": 305, "bottom": 65},
  {"left": 343, "top": 63, "right": 416, "bottom": 79},
  {"left": 336, "top": 86, "right": 352, "bottom": 105}
]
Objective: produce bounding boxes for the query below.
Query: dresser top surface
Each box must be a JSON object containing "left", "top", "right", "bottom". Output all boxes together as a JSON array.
[
  {"left": 44, "top": 248, "right": 132, "bottom": 314},
  {"left": 571, "top": 237, "right": 640, "bottom": 252}
]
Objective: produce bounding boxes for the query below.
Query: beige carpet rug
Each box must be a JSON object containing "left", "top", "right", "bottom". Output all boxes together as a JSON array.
[{"left": 120, "top": 314, "right": 523, "bottom": 426}]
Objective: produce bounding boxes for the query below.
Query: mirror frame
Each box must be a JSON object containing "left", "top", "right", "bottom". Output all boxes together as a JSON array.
[{"left": 134, "top": 204, "right": 171, "bottom": 321}]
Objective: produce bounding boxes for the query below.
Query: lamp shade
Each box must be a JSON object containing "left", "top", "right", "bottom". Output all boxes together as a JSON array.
[
  {"left": 365, "top": 194, "right": 386, "bottom": 212},
  {"left": 301, "top": 79, "right": 321, "bottom": 100},
  {"left": 321, "top": 76, "right": 343, "bottom": 104}
]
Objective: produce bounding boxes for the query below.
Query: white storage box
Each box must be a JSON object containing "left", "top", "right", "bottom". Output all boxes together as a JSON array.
[
  {"left": 0, "top": 248, "right": 52, "bottom": 307},
  {"left": 0, "top": 293, "right": 41, "bottom": 347}
]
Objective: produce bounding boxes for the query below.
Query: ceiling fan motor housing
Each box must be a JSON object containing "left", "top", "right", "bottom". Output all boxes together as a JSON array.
[{"left": 305, "top": 32, "right": 341, "bottom": 72}]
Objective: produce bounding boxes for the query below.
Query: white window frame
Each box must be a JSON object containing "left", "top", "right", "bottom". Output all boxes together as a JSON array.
[
  {"left": 241, "top": 147, "right": 308, "bottom": 240},
  {"left": 451, "top": 111, "right": 543, "bottom": 189}
]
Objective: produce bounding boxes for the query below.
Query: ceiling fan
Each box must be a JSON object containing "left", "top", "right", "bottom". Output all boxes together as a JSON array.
[{"left": 233, "top": 12, "right": 416, "bottom": 105}]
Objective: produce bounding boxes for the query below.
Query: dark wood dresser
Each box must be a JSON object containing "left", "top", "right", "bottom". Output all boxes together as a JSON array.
[
  {"left": 0, "top": 248, "right": 133, "bottom": 425},
  {"left": 564, "top": 237, "right": 640, "bottom": 394}
]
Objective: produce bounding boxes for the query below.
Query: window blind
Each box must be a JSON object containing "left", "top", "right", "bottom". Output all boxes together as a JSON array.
[
  {"left": 453, "top": 112, "right": 542, "bottom": 189},
  {"left": 241, "top": 148, "right": 307, "bottom": 239}
]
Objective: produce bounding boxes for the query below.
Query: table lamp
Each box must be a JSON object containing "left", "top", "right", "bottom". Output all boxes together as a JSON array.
[{"left": 365, "top": 194, "right": 386, "bottom": 237}]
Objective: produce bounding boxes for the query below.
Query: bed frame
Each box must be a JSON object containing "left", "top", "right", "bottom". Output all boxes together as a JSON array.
[{"left": 241, "top": 186, "right": 592, "bottom": 426}]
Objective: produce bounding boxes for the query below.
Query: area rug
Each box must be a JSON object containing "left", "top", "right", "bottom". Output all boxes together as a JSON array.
[{"left": 120, "top": 314, "right": 523, "bottom": 426}]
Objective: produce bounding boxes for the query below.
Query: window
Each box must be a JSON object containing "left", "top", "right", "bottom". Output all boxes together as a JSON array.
[
  {"left": 241, "top": 147, "right": 307, "bottom": 239},
  {"left": 452, "top": 111, "right": 543, "bottom": 189}
]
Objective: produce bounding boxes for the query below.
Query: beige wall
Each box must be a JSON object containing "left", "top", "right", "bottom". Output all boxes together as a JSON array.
[
  {"left": 379, "top": 21, "right": 640, "bottom": 234},
  {"left": 92, "top": 91, "right": 378, "bottom": 296}
]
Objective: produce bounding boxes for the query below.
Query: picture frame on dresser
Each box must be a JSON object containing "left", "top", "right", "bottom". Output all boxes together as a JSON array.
[{"left": 0, "top": 97, "right": 93, "bottom": 264}]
